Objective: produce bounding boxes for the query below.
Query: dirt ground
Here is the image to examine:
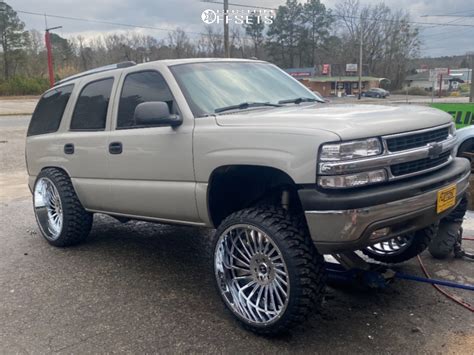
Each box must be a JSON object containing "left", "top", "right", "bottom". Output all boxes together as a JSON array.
[{"left": 0, "top": 113, "right": 473, "bottom": 353}]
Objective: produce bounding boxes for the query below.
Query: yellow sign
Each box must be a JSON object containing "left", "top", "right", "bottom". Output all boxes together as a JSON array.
[{"left": 437, "top": 185, "right": 457, "bottom": 214}]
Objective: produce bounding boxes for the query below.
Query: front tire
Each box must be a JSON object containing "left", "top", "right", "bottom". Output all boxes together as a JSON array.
[
  {"left": 213, "top": 207, "right": 325, "bottom": 335},
  {"left": 362, "top": 225, "right": 436, "bottom": 264},
  {"left": 33, "top": 168, "right": 93, "bottom": 247}
]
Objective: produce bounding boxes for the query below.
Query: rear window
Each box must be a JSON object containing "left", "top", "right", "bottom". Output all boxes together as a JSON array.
[
  {"left": 70, "top": 78, "right": 114, "bottom": 131},
  {"left": 27, "top": 84, "right": 74, "bottom": 136}
]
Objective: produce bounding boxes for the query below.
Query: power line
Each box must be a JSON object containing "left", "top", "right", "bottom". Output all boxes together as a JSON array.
[
  {"left": 205, "top": 0, "right": 474, "bottom": 27},
  {"left": 201, "top": 0, "right": 276, "bottom": 11},
  {"left": 15, "top": 9, "right": 210, "bottom": 37}
]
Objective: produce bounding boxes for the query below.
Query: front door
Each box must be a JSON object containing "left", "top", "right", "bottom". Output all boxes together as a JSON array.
[{"left": 104, "top": 69, "right": 199, "bottom": 224}]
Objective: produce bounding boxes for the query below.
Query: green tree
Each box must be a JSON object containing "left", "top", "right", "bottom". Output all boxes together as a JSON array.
[
  {"left": 301, "top": 0, "right": 333, "bottom": 66},
  {"left": 244, "top": 12, "right": 265, "bottom": 58},
  {"left": 0, "top": 2, "right": 30, "bottom": 79},
  {"left": 267, "top": 0, "right": 303, "bottom": 68},
  {"left": 50, "top": 32, "right": 74, "bottom": 69}
]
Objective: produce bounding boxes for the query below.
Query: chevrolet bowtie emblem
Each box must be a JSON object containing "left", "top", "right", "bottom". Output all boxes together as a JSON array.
[{"left": 427, "top": 142, "right": 443, "bottom": 159}]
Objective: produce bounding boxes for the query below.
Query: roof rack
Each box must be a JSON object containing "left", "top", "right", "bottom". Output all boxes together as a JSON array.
[{"left": 54, "top": 61, "right": 136, "bottom": 86}]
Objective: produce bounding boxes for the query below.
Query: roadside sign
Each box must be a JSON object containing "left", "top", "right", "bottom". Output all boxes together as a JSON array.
[
  {"left": 430, "top": 103, "right": 474, "bottom": 128},
  {"left": 322, "top": 64, "right": 330, "bottom": 75},
  {"left": 429, "top": 68, "right": 450, "bottom": 82},
  {"left": 346, "top": 63, "right": 357, "bottom": 72},
  {"left": 435, "top": 68, "right": 449, "bottom": 76}
]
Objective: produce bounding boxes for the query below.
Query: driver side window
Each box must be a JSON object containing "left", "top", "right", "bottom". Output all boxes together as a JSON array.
[{"left": 117, "top": 71, "right": 175, "bottom": 129}]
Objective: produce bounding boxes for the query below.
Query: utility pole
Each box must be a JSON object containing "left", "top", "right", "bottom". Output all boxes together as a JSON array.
[
  {"left": 45, "top": 25, "right": 62, "bottom": 87},
  {"left": 358, "top": 29, "right": 363, "bottom": 100},
  {"left": 469, "top": 52, "right": 474, "bottom": 103},
  {"left": 223, "top": 0, "right": 230, "bottom": 58}
]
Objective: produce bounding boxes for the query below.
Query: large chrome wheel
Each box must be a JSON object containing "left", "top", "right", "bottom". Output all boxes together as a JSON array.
[
  {"left": 362, "top": 226, "right": 436, "bottom": 264},
  {"left": 365, "top": 234, "right": 413, "bottom": 257},
  {"left": 33, "top": 169, "right": 93, "bottom": 247},
  {"left": 213, "top": 207, "right": 325, "bottom": 335},
  {"left": 34, "top": 177, "right": 63, "bottom": 240},
  {"left": 215, "top": 224, "right": 290, "bottom": 325}
]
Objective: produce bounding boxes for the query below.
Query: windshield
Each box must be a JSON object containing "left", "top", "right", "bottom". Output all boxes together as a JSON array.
[{"left": 170, "top": 62, "right": 323, "bottom": 117}]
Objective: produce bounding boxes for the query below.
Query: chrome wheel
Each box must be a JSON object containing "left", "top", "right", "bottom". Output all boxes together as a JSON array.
[
  {"left": 365, "top": 234, "right": 414, "bottom": 256},
  {"left": 215, "top": 224, "right": 290, "bottom": 325},
  {"left": 34, "top": 177, "right": 63, "bottom": 240}
]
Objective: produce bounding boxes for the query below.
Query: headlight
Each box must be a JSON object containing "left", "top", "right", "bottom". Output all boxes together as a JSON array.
[
  {"left": 450, "top": 122, "right": 456, "bottom": 137},
  {"left": 320, "top": 138, "right": 382, "bottom": 161},
  {"left": 318, "top": 169, "right": 387, "bottom": 189}
]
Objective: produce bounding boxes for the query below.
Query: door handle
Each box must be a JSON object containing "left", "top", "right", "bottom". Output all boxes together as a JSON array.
[
  {"left": 109, "top": 142, "right": 123, "bottom": 154},
  {"left": 64, "top": 143, "right": 74, "bottom": 154}
]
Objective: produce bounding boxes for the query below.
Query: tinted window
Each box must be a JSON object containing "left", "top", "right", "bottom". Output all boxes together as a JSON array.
[
  {"left": 117, "top": 71, "right": 174, "bottom": 128},
  {"left": 27, "top": 84, "right": 73, "bottom": 136},
  {"left": 70, "top": 78, "right": 114, "bottom": 130}
]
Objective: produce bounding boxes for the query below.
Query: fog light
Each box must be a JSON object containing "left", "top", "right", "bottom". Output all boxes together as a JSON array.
[
  {"left": 318, "top": 169, "right": 387, "bottom": 189},
  {"left": 370, "top": 227, "right": 390, "bottom": 240}
]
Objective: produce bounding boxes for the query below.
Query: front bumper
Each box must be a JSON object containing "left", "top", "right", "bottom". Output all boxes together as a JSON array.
[{"left": 299, "top": 158, "right": 471, "bottom": 254}]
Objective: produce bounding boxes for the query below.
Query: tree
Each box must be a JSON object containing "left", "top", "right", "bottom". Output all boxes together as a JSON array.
[
  {"left": 335, "top": 0, "right": 420, "bottom": 89},
  {"left": 267, "top": 0, "right": 304, "bottom": 68},
  {"left": 301, "top": 0, "right": 333, "bottom": 66},
  {"left": 244, "top": 12, "right": 265, "bottom": 58},
  {"left": 0, "top": 1, "right": 30, "bottom": 79},
  {"left": 168, "top": 28, "right": 192, "bottom": 59}
]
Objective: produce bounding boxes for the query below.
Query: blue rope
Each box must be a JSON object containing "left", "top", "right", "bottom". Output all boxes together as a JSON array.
[{"left": 395, "top": 272, "right": 474, "bottom": 291}]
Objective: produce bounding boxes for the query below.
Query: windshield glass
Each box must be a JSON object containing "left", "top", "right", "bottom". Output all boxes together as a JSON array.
[{"left": 170, "top": 62, "right": 323, "bottom": 117}]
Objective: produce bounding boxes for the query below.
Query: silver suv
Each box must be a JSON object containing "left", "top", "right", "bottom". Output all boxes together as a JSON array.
[{"left": 26, "top": 59, "right": 470, "bottom": 334}]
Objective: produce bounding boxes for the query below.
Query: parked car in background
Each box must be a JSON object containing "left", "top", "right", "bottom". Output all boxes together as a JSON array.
[{"left": 362, "top": 88, "right": 389, "bottom": 98}]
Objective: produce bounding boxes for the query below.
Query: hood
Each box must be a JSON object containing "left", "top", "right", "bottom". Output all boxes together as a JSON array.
[{"left": 215, "top": 103, "right": 453, "bottom": 141}]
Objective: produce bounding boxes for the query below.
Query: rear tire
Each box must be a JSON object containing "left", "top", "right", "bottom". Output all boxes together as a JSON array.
[
  {"left": 362, "top": 225, "right": 437, "bottom": 264},
  {"left": 33, "top": 168, "right": 93, "bottom": 247},
  {"left": 213, "top": 206, "right": 325, "bottom": 335}
]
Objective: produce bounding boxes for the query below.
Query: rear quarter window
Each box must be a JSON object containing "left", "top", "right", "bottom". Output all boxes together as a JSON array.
[
  {"left": 70, "top": 78, "right": 114, "bottom": 131},
  {"left": 27, "top": 84, "right": 74, "bottom": 136}
]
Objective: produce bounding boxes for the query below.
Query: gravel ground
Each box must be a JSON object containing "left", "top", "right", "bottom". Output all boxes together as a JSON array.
[{"left": 0, "top": 114, "right": 473, "bottom": 354}]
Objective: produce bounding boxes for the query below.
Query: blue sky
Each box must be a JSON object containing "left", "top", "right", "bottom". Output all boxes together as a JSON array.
[{"left": 7, "top": 0, "right": 474, "bottom": 57}]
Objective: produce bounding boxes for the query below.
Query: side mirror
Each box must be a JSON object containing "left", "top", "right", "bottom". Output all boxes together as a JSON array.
[{"left": 133, "top": 101, "right": 182, "bottom": 127}]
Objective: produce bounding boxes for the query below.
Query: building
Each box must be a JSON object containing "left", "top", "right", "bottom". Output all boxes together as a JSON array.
[
  {"left": 449, "top": 68, "right": 472, "bottom": 84},
  {"left": 404, "top": 71, "right": 466, "bottom": 92},
  {"left": 285, "top": 67, "right": 386, "bottom": 96},
  {"left": 299, "top": 76, "right": 384, "bottom": 97}
]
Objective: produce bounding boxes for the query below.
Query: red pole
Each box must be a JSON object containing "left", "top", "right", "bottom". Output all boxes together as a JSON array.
[{"left": 45, "top": 30, "right": 54, "bottom": 87}]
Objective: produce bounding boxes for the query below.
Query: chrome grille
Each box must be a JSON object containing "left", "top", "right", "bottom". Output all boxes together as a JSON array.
[
  {"left": 391, "top": 151, "right": 451, "bottom": 176},
  {"left": 386, "top": 127, "right": 449, "bottom": 152}
]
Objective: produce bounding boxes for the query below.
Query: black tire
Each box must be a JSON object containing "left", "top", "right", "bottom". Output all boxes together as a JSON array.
[
  {"left": 33, "top": 168, "right": 93, "bottom": 247},
  {"left": 429, "top": 195, "right": 468, "bottom": 259},
  {"left": 428, "top": 222, "right": 460, "bottom": 259},
  {"left": 213, "top": 206, "right": 325, "bottom": 335},
  {"left": 457, "top": 139, "right": 473, "bottom": 172},
  {"left": 362, "top": 225, "right": 437, "bottom": 264},
  {"left": 457, "top": 138, "right": 473, "bottom": 159}
]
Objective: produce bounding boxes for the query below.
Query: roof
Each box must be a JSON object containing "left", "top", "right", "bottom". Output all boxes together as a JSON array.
[{"left": 55, "top": 58, "right": 266, "bottom": 87}]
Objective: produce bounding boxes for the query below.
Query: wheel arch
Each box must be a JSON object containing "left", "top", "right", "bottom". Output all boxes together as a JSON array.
[{"left": 206, "top": 164, "right": 303, "bottom": 227}]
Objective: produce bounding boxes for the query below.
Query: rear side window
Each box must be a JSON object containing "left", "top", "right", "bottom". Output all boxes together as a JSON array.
[
  {"left": 27, "top": 84, "right": 73, "bottom": 136},
  {"left": 117, "top": 71, "right": 174, "bottom": 129},
  {"left": 70, "top": 78, "right": 114, "bottom": 131}
]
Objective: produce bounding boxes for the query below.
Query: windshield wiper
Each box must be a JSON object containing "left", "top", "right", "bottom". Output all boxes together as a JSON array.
[
  {"left": 278, "top": 97, "right": 322, "bottom": 104},
  {"left": 215, "top": 101, "right": 282, "bottom": 113}
]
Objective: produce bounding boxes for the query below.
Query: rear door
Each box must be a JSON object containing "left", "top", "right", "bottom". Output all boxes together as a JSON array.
[
  {"left": 103, "top": 67, "right": 198, "bottom": 224},
  {"left": 59, "top": 74, "right": 118, "bottom": 211}
]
